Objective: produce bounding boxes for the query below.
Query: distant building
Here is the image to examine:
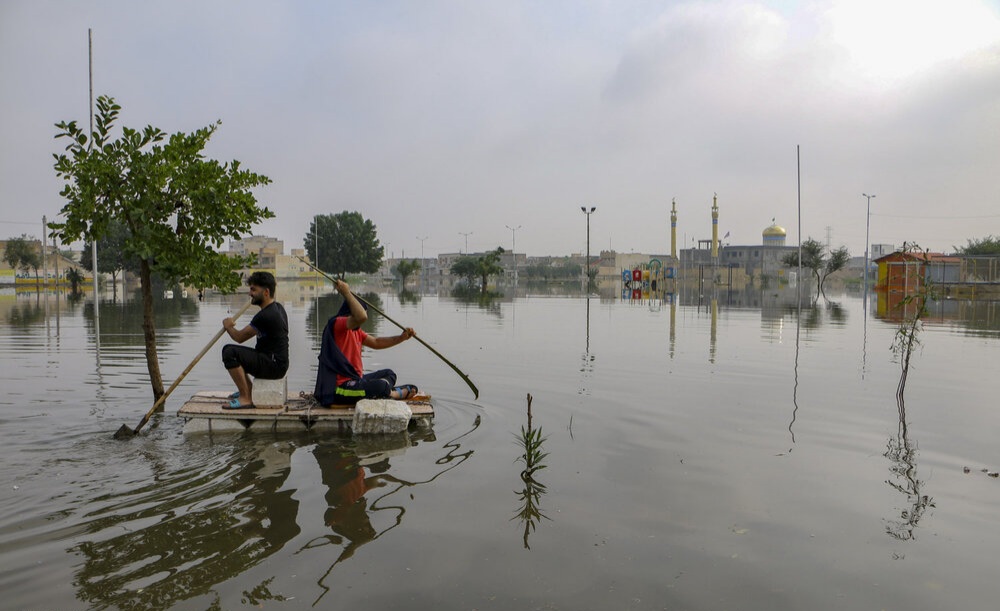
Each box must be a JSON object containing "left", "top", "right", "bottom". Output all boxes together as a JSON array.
[
  {"left": 229, "top": 236, "right": 284, "bottom": 270},
  {"left": 681, "top": 221, "right": 797, "bottom": 283},
  {"left": 0, "top": 239, "right": 90, "bottom": 286},
  {"left": 229, "top": 237, "right": 320, "bottom": 281}
]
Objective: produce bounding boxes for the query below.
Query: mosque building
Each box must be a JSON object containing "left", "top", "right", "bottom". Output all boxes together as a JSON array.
[{"left": 677, "top": 198, "right": 798, "bottom": 285}]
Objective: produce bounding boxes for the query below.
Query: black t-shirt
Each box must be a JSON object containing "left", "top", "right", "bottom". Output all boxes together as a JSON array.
[{"left": 250, "top": 302, "right": 289, "bottom": 365}]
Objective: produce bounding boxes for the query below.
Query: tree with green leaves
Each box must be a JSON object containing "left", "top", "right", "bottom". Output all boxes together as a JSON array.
[
  {"left": 450, "top": 247, "right": 505, "bottom": 295},
  {"left": 65, "top": 267, "right": 85, "bottom": 294},
  {"left": 3, "top": 234, "right": 42, "bottom": 288},
  {"left": 393, "top": 259, "right": 421, "bottom": 286},
  {"left": 305, "top": 212, "right": 383, "bottom": 274},
  {"left": 522, "top": 261, "right": 581, "bottom": 281},
  {"left": 781, "top": 238, "right": 850, "bottom": 297},
  {"left": 955, "top": 235, "right": 1000, "bottom": 255},
  {"left": 49, "top": 96, "right": 273, "bottom": 401}
]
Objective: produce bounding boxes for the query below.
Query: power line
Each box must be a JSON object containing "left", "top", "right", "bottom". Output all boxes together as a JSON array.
[{"left": 870, "top": 212, "right": 1000, "bottom": 219}]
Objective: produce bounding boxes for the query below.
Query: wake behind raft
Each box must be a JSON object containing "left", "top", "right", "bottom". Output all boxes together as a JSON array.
[{"left": 177, "top": 381, "right": 433, "bottom": 434}]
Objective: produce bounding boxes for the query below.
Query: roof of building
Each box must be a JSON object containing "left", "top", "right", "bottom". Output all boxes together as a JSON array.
[{"left": 874, "top": 252, "right": 961, "bottom": 263}]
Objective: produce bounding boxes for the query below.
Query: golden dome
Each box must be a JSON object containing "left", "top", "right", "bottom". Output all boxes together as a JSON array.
[{"left": 763, "top": 223, "right": 786, "bottom": 237}]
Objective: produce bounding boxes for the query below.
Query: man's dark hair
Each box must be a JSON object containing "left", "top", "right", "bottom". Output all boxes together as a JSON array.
[{"left": 247, "top": 271, "right": 277, "bottom": 297}]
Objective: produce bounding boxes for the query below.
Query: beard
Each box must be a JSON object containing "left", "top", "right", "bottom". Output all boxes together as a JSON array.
[{"left": 251, "top": 293, "right": 264, "bottom": 305}]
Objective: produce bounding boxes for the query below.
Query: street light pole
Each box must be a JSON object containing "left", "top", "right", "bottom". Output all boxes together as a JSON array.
[
  {"left": 863, "top": 193, "right": 875, "bottom": 310},
  {"left": 459, "top": 231, "right": 473, "bottom": 254},
  {"left": 417, "top": 235, "right": 428, "bottom": 291},
  {"left": 505, "top": 224, "right": 521, "bottom": 284},
  {"left": 581, "top": 207, "right": 596, "bottom": 286}
]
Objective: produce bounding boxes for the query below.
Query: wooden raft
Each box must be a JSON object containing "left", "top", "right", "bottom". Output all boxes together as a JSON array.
[{"left": 178, "top": 390, "right": 433, "bottom": 434}]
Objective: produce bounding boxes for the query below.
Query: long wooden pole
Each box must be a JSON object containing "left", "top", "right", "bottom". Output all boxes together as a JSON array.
[
  {"left": 114, "top": 300, "right": 254, "bottom": 438},
  {"left": 296, "top": 255, "right": 479, "bottom": 399}
]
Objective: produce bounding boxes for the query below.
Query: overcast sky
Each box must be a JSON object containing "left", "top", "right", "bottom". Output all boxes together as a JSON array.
[{"left": 2, "top": 0, "right": 998, "bottom": 259}]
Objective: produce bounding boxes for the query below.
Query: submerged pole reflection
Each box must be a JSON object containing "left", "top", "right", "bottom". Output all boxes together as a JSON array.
[
  {"left": 669, "top": 295, "right": 676, "bottom": 359},
  {"left": 579, "top": 295, "right": 595, "bottom": 392},
  {"left": 789, "top": 293, "right": 801, "bottom": 446},
  {"left": 709, "top": 296, "right": 718, "bottom": 363}
]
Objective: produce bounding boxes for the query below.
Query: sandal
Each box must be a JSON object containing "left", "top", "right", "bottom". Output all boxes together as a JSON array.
[
  {"left": 228, "top": 391, "right": 240, "bottom": 399},
  {"left": 392, "top": 384, "right": 419, "bottom": 400},
  {"left": 223, "top": 397, "right": 256, "bottom": 410}
]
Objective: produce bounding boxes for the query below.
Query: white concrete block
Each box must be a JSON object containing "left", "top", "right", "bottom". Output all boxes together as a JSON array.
[
  {"left": 253, "top": 376, "right": 287, "bottom": 407},
  {"left": 352, "top": 399, "right": 412, "bottom": 435}
]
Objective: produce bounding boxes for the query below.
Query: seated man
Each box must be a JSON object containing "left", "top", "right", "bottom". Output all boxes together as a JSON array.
[
  {"left": 314, "top": 278, "right": 418, "bottom": 406},
  {"left": 221, "top": 271, "right": 289, "bottom": 409}
]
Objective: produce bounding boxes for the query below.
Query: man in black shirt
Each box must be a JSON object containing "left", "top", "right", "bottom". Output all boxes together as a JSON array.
[{"left": 221, "top": 271, "right": 289, "bottom": 409}]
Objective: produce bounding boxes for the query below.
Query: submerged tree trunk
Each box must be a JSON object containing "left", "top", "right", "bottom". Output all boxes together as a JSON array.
[{"left": 139, "top": 259, "right": 166, "bottom": 404}]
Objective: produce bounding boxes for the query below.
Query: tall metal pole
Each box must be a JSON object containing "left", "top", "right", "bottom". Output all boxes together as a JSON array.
[
  {"left": 505, "top": 224, "right": 521, "bottom": 284},
  {"left": 581, "top": 207, "right": 596, "bottom": 285},
  {"left": 863, "top": 193, "right": 876, "bottom": 311},
  {"left": 42, "top": 215, "right": 48, "bottom": 287},
  {"left": 459, "top": 231, "right": 472, "bottom": 254},
  {"left": 797, "top": 146, "right": 802, "bottom": 302},
  {"left": 314, "top": 214, "right": 319, "bottom": 330},
  {"left": 417, "top": 235, "right": 428, "bottom": 291},
  {"left": 89, "top": 29, "right": 99, "bottom": 314},
  {"left": 314, "top": 215, "right": 320, "bottom": 269}
]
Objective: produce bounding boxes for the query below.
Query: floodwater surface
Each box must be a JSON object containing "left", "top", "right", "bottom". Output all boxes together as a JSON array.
[{"left": 1, "top": 285, "right": 999, "bottom": 610}]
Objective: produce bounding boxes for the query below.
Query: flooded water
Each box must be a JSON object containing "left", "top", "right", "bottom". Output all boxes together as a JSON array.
[{"left": 2, "top": 283, "right": 1000, "bottom": 610}]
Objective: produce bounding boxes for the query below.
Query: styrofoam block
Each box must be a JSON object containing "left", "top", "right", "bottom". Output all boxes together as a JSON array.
[
  {"left": 183, "top": 417, "right": 248, "bottom": 433},
  {"left": 352, "top": 399, "right": 412, "bottom": 435},
  {"left": 182, "top": 418, "right": 212, "bottom": 433},
  {"left": 253, "top": 376, "right": 287, "bottom": 407}
]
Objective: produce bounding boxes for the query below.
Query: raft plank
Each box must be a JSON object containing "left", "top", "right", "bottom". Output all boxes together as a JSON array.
[{"left": 177, "top": 390, "right": 433, "bottom": 433}]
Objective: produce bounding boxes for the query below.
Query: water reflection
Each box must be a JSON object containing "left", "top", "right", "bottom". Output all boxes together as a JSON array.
[
  {"left": 310, "top": 421, "right": 478, "bottom": 605},
  {"left": 0, "top": 291, "right": 83, "bottom": 328},
  {"left": 669, "top": 296, "right": 676, "bottom": 359},
  {"left": 512, "top": 394, "right": 549, "bottom": 550},
  {"left": 825, "top": 300, "right": 847, "bottom": 325},
  {"left": 396, "top": 289, "right": 420, "bottom": 305},
  {"left": 789, "top": 298, "right": 801, "bottom": 446},
  {"left": 72, "top": 439, "right": 301, "bottom": 610},
  {"left": 710, "top": 297, "right": 717, "bottom": 363},
  {"left": 70, "top": 420, "right": 478, "bottom": 610},
  {"left": 445, "top": 291, "right": 504, "bottom": 319},
  {"left": 884, "top": 392, "right": 933, "bottom": 542},
  {"left": 876, "top": 293, "right": 1000, "bottom": 336},
  {"left": 579, "top": 296, "right": 595, "bottom": 391},
  {"left": 83, "top": 290, "right": 200, "bottom": 349}
]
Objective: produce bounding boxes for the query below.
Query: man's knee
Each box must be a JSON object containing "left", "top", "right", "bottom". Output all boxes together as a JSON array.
[{"left": 222, "top": 344, "right": 242, "bottom": 369}]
